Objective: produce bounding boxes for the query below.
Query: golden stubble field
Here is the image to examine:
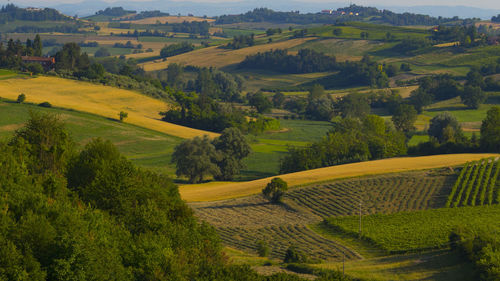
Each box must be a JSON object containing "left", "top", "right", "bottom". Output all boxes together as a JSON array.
[
  {"left": 121, "top": 16, "right": 215, "bottom": 24},
  {"left": 0, "top": 76, "right": 217, "bottom": 139},
  {"left": 179, "top": 153, "right": 500, "bottom": 202},
  {"left": 140, "top": 38, "right": 316, "bottom": 71}
]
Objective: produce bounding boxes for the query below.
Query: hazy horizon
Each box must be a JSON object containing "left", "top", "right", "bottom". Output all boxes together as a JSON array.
[{"left": 3, "top": 0, "right": 500, "bottom": 10}]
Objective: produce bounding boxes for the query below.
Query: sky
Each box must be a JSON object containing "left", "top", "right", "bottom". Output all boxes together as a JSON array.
[{"left": 5, "top": 0, "right": 500, "bottom": 9}]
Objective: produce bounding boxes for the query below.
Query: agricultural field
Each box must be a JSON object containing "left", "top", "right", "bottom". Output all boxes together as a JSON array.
[
  {"left": 0, "top": 100, "right": 180, "bottom": 174},
  {"left": 289, "top": 38, "right": 388, "bottom": 61},
  {"left": 120, "top": 16, "right": 215, "bottom": 24},
  {"left": 191, "top": 169, "right": 460, "bottom": 261},
  {"left": 416, "top": 93, "right": 500, "bottom": 132},
  {"left": 324, "top": 204, "right": 500, "bottom": 253},
  {"left": 0, "top": 76, "right": 217, "bottom": 139},
  {"left": 446, "top": 157, "right": 500, "bottom": 207},
  {"left": 314, "top": 250, "right": 475, "bottom": 281},
  {"left": 180, "top": 153, "right": 498, "bottom": 202},
  {"left": 139, "top": 37, "right": 316, "bottom": 71}
]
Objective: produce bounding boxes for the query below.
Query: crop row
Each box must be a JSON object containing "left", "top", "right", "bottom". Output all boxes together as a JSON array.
[
  {"left": 285, "top": 171, "right": 456, "bottom": 218},
  {"left": 446, "top": 158, "right": 500, "bottom": 207},
  {"left": 217, "top": 225, "right": 361, "bottom": 261},
  {"left": 324, "top": 204, "right": 500, "bottom": 253}
]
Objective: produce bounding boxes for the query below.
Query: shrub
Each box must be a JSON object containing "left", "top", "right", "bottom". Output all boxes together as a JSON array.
[
  {"left": 262, "top": 177, "right": 288, "bottom": 203},
  {"left": 38, "top": 101, "right": 52, "bottom": 108},
  {"left": 17, "top": 93, "right": 26, "bottom": 103},
  {"left": 119, "top": 111, "right": 128, "bottom": 122},
  {"left": 283, "top": 246, "right": 307, "bottom": 263},
  {"left": 256, "top": 240, "right": 269, "bottom": 257}
]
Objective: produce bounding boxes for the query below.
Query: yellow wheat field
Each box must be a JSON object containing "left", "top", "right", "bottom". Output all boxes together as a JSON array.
[
  {"left": 0, "top": 76, "right": 217, "bottom": 139},
  {"left": 140, "top": 38, "right": 316, "bottom": 71},
  {"left": 179, "top": 153, "right": 500, "bottom": 202}
]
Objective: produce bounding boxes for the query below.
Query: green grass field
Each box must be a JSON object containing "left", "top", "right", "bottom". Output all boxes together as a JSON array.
[
  {"left": 0, "top": 101, "right": 181, "bottom": 175},
  {"left": 324, "top": 204, "right": 500, "bottom": 253}
]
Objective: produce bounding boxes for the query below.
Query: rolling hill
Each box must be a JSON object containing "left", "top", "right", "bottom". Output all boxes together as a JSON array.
[{"left": 0, "top": 76, "right": 217, "bottom": 139}]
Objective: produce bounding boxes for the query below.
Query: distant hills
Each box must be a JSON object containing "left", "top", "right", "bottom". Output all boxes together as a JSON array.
[{"left": 3, "top": 0, "right": 500, "bottom": 19}]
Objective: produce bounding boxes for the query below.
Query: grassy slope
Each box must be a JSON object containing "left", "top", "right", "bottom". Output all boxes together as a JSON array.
[
  {"left": 0, "top": 76, "right": 217, "bottom": 139},
  {"left": 0, "top": 101, "right": 180, "bottom": 174},
  {"left": 180, "top": 154, "right": 499, "bottom": 202}
]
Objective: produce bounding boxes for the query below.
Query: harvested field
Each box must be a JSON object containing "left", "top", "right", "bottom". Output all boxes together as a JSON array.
[
  {"left": 0, "top": 76, "right": 217, "bottom": 139},
  {"left": 140, "top": 38, "right": 316, "bottom": 71},
  {"left": 191, "top": 169, "right": 456, "bottom": 261},
  {"left": 121, "top": 16, "right": 215, "bottom": 24},
  {"left": 180, "top": 154, "right": 499, "bottom": 202},
  {"left": 218, "top": 225, "right": 361, "bottom": 261}
]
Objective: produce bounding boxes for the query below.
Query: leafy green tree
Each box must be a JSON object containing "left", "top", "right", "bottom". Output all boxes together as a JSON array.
[
  {"left": 392, "top": 104, "right": 418, "bottom": 133},
  {"left": 272, "top": 92, "right": 285, "bottom": 108},
  {"left": 262, "top": 177, "right": 288, "bottom": 203},
  {"left": 172, "top": 135, "right": 220, "bottom": 183},
  {"left": 33, "top": 34, "right": 42, "bottom": 57},
  {"left": 480, "top": 107, "right": 500, "bottom": 152},
  {"left": 339, "top": 93, "right": 370, "bottom": 118},
  {"left": 283, "top": 246, "right": 307, "bottom": 263},
  {"left": 248, "top": 91, "right": 272, "bottom": 113},
  {"left": 119, "top": 111, "right": 128, "bottom": 122},
  {"left": 428, "top": 112, "right": 464, "bottom": 144},
  {"left": 16, "top": 93, "right": 26, "bottom": 103},
  {"left": 461, "top": 85, "right": 485, "bottom": 109},
  {"left": 54, "top": 43, "right": 90, "bottom": 71},
  {"left": 409, "top": 88, "right": 433, "bottom": 113},
  {"left": 26, "top": 63, "right": 43, "bottom": 74},
  {"left": 465, "top": 69, "right": 485, "bottom": 89},
  {"left": 256, "top": 240, "right": 269, "bottom": 257},
  {"left": 308, "top": 84, "right": 325, "bottom": 100},
  {"left": 11, "top": 111, "right": 73, "bottom": 174},
  {"left": 94, "top": 47, "right": 111, "bottom": 57},
  {"left": 212, "top": 128, "right": 251, "bottom": 181}
]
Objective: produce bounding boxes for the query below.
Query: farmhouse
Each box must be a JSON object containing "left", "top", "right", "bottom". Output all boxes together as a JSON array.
[{"left": 21, "top": 56, "right": 55, "bottom": 69}]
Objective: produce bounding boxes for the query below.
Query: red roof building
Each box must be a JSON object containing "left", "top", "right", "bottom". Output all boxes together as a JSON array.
[{"left": 21, "top": 56, "right": 55, "bottom": 69}]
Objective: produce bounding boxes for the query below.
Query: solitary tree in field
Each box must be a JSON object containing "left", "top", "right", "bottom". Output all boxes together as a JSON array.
[
  {"left": 17, "top": 93, "right": 26, "bottom": 103},
  {"left": 480, "top": 106, "right": 500, "bottom": 152},
  {"left": 171, "top": 136, "right": 220, "bottom": 183},
  {"left": 119, "top": 111, "right": 128, "bottom": 122},
  {"left": 262, "top": 177, "right": 288, "bottom": 203}
]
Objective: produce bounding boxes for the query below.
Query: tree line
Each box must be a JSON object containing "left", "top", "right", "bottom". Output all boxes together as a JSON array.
[
  {"left": 215, "top": 5, "right": 474, "bottom": 26},
  {"left": 0, "top": 4, "right": 72, "bottom": 22},
  {"left": 239, "top": 49, "right": 337, "bottom": 74}
]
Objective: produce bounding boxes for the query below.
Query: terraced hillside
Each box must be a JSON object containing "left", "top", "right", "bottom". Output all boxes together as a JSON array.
[{"left": 191, "top": 169, "right": 457, "bottom": 261}]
